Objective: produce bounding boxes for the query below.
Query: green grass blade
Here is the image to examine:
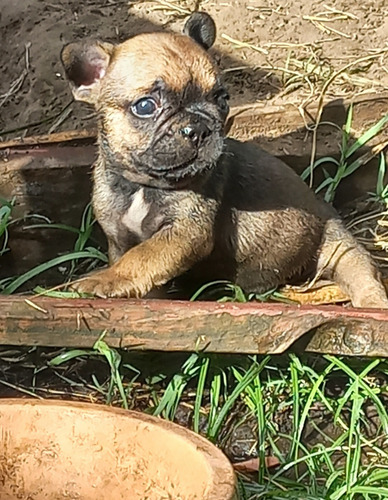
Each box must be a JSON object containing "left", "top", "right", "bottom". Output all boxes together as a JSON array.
[
  {"left": 289, "top": 354, "right": 301, "bottom": 467},
  {"left": 232, "top": 363, "right": 267, "bottom": 484},
  {"left": 94, "top": 337, "right": 128, "bottom": 410},
  {"left": 345, "top": 380, "right": 362, "bottom": 496},
  {"left": 315, "top": 176, "right": 334, "bottom": 194},
  {"left": 74, "top": 203, "right": 96, "bottom": 252},
  {"left": 295, "top": 361, "right": 337, "bottom": 454},
  {"left": 375, "top": 153, "right": 388, "bottom": 200},
  {"left": 333, "top": 358, "right": 381, "bottom": 424},
  {"left": 23, "top": 223, "right": 81, "bottom": 234},
  {"left": 254, "top": 370, "right": 267, "bottom": 484},
  {"left": 341, "top": 104, "right": 353, "bottom": 157},
  {"left": 49, "top": 349, "right": 96, "bottom": 366},
  {"left": 345, "top": 113, "right": 388, "bottom": 159},
  {"left": 153, "top": 353, "right": 200, "bottom": 420},
  {"left": 207, "top": 356, "right": 270, "bottom": 441},
  {"left": 193, "top": 356, "right": 210, "bottom": 433},
  {"left": 0, "top": 199, "right": 14, "bottom": 256},
  {"left": 350, "top": 486, "right": 388, "bottom": 496},
  {"left": 207, "top": 370, "right": 222, "bottom": 435},
  {"left": 33, "top": 286, "right": 90, "bottom": 298},
  {"left": 232, "top": 284, "right": 249, "bottom": 303},
  {"left": 342, "top": 157, "right": 365, "bottom": 178},
  {"left": 364, "top": 468, "right": 388, "bottom": 485},
  {"left": 271, "top": 443, "right": 343, "bottom": 482},
  {"left": 0, "top": 205, "right": 12, "bottom": 236},
  {"left": 1, "top": 250, "right": 107, "bottom": 294},
  {"left": 327, "top": 357, "right": 388, "bottom": 434},
  {"left": 300, "top": 157, "right": 340, "bottom": 181},
  {"left": 190, "top": 280, "right": 231, "bottom": 301}
]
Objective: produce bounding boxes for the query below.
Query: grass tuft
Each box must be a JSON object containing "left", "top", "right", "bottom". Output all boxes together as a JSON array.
[
  {"left": 0, "top": 203, "right": 107, "bottom": 294},
  {"left": 301, "top": 108, "right": 388, "bottom": 203}
]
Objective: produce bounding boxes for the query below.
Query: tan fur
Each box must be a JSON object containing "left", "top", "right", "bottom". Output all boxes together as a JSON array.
[
  {"left": 77, "top": 198, "right": 215, "bottom": 298},
  {"left": 106, "top": 34, "right": 217, "bottom": 97},
  {"left": 317, "top": 218, "right": 386, "bottom": 308}
]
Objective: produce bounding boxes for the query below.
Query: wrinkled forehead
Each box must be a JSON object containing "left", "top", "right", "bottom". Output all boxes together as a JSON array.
[{"left": 102, "top": 32, "right": 218, "bottom": 101}]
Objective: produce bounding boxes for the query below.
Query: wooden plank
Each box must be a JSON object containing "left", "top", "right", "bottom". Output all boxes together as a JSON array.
[
  {"left": 1, "top": 91, "right": 386, "bottom": 151},
  {"left": 0, "top": 129, "right": 97, "bottom": 150},
  {"left": 228, "top": 91, "right": 388, "bottom": 146},
  {"left": 1, "top": 296, "right": 388, "bottom": 356}
]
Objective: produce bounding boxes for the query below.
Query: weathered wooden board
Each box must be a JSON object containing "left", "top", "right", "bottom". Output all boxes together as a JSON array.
[{"left": 1, "top": 296, "right": 388, "bottom": 356}]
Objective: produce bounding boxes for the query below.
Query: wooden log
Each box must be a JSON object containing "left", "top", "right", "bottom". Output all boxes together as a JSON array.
[
  {"left": 2, "top": 92, "right": 387, "bottom": 164},
  {"left": 1, "top": 91, "right": 386, "bottom": 151},
  {"left": 0, "top": 129, "right": 97, "bottom": 150},
  {"left": 1, "top": 296, "right": 388, "bottom": 356}
]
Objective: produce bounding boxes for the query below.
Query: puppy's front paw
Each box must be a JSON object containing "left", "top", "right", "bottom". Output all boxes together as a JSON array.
[{"left": 71, "top": 269, "right": 147, "bottom": 298}]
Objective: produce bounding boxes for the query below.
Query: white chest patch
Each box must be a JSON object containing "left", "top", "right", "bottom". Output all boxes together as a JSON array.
[{"left": 121, "top": 188, "right": 150, "bottom": 239}]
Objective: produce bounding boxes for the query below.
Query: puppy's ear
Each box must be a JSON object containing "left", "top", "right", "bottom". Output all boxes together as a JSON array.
[
  {"left": 183, "top": 12, "right": 216, "bottom": 50},
  {"left": 60, "top": 40, "right": 114, "bottom": 104}
]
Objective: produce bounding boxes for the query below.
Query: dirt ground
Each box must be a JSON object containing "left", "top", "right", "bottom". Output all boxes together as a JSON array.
[{"left": 0, "top": 0, "right": 387, "bottom": 140}]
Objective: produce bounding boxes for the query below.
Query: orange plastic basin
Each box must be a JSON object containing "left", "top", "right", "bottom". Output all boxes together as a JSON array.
[{"left": 0, "top": 399, "right": 237, "bottom": 500}]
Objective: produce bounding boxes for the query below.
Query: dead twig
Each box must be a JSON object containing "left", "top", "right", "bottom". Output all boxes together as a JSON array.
[
  {"left": 0, "top": 379, "right": 43, "bottom": 399},
  {"left": 0, "top": 43, "right": 31, "bottom": 109},
  {"left": 221, "top": 34, "right": 269, "bottom": 55}
]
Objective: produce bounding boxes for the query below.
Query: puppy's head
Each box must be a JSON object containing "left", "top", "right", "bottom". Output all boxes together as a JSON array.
[{"left": 61, "top": 13, "right": 229, "bottom": 188}]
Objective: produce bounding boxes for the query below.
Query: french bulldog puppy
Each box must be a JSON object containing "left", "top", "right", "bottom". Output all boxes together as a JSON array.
[{"left": 61, "top": 12, "right": 388, "bottom": 308}]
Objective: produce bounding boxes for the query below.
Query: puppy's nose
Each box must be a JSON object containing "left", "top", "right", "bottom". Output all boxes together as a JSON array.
[{"left": 180, "top": 122, "right": 211, "bottom": 146}]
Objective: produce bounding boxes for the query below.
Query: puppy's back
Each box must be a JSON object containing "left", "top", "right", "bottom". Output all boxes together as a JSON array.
[{"left": 220, "top": 138, "right": 333, "bottom": 219}]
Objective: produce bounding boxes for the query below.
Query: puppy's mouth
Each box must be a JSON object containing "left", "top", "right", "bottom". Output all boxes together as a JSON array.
[{"left": 149, "top": 154, "right": 199, "bottom": 179}]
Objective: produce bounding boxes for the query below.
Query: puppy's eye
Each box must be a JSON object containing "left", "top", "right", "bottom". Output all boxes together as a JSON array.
[{"left": 131, "top": 97, "right": 158, "bottom": 118}]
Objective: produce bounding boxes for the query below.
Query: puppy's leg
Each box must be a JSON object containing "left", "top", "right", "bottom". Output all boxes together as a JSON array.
[
  {"left": 107, "top": 237, "right": 123, "bottom": 265},
  {"left": 72, "top": 222, "right": 213, "bottom": 298},
  {"left": 318, "top": 218, "right": 388, "bottom": 308}
]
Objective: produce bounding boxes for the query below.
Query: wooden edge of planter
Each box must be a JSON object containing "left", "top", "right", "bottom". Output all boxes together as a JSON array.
[
  {"left": 1, "top": 91, "right": 387, "bottom": 150},
  {"left": 0, "top": 129, "right": 98, "bottom": 149},
  {"left": 2, "top": 295, "right": 388, "bottom": 356}
]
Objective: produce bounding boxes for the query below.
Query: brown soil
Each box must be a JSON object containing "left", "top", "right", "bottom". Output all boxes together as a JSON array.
[{"left": 0, "top": 0, "right": 387, "bottom": 140}]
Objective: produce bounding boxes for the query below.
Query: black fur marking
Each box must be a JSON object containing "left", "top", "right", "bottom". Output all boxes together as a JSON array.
[{"left": 183, "top": 12, "right": 217, "bottom": 50}]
